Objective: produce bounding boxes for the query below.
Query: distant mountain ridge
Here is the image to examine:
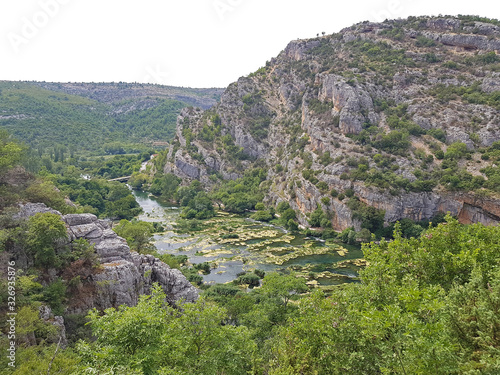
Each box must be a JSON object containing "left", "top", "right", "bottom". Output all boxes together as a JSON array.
[{"left": 32, "top": 82, "right": 224, "bottom": 111}]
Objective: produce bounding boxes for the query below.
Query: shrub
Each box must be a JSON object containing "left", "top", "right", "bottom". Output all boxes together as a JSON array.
[
  {"left": 251, "top": 210, "right": 274, "bottom": 222},
  {"left": 42, "top": 278, "right": 67, "bottom": 315},
  {"left": 339, "top": 227, "right": 356, "bottom": 244},
  {"left": 234, "top": 273, "right": 260, "bottom": 287},
  {"left": 194, "top": 262, "right": 211, "bottom": 275},
  {"left": 373, "top": 130, "right": 410, "bottom": 155},
  {"left": 415, "top": 35, "right": 436, "bottom": 47},
  {"left": 277, "top": 201, "right": 291, "bottom": 213},
  {"left": 309, "top": 208, "right": 325, "bottom": 227},
  {"left": 316, "top": 181, "right": 328, "bottom": 192},
  {"left": 281, "top": 208, "right": 297, "bottom": 223},
  {"left": 319, "top": 151, "right": 333, "bottom": 166},
  {"left": 255, "top": 202, "right": 265, "bottom": 211},
  {"left": 477, "top": 51, "right": 499, "bottom": 65},
  {"left": 344, "top": 188, "right": 355, "bottom": 198},
  {"left": 445, "top": 142, "right": 468, "bottom": 160},
  {"left": 286, "top": 219, "right": 299, "bottom": 232},
  {"left": 321, "top": 228, "right": 337, "bottom": 239},
  {"left": 26, "top": 212, "right": 68, "bottom": 268},
  {"left": 442, "top": 61, "right": 459, "bottom": 69},
  {"left": 427, "top": 128, "right": 446, "bottom": 142},
  {"left": 158, "top": 254, "right": 187, "bottom": 269}
]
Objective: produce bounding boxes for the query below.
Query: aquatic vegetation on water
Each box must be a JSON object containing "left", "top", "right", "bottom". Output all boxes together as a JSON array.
[{"left": 132, "top": 191, "right": 365, "bottom": 286}]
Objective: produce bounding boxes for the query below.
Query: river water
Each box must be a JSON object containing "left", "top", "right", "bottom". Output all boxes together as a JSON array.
[{"left": 132, "top": 190, "right": 365, "bottom": 287}]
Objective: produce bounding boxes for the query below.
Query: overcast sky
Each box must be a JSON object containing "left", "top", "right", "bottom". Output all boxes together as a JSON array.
[{"left": 0, "top": 0, "right": 498, "bottom": 88}]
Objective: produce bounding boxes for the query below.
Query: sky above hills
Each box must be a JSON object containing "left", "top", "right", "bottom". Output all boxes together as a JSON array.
[{"left": 0, "top": 0, "right": 498, "bottom": 88}]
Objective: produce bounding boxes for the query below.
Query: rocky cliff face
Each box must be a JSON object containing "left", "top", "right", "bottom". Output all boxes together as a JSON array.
[
  {"left": 161, "top": 16, "right": 500, "bottom": 230},
  {"left": 15, "top": 203, "right": 198, "bottom": 315}
]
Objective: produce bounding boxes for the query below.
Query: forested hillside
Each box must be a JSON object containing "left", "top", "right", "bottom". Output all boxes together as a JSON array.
[{"left": 0, "top": 81, "right": 222, "bottom": 155}]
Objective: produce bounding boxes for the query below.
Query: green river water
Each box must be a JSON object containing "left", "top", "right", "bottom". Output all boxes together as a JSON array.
[{"left": 132, "top": 190, "right": 366, "bottom": 287}]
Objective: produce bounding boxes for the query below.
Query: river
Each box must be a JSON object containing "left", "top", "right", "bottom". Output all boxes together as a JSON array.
[{"left": 132, "top": 190, "right": 365, "bottom": 287}]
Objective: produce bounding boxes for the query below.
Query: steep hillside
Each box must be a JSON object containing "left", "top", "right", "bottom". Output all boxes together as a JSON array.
[
  {"left": 161, "top": 15, "right": 500, "bottom": 231},
  {"left": 0, "top": 81, "right": 223, "bottom": 155}
]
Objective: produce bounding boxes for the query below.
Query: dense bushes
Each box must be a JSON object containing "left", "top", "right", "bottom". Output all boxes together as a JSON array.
[
  {"left": 211, "top": 169, "right": 267, "bottom": 214},
  {"left": 26, "top": 213, "right": 69, "bottom": 269},
  {"left": 91, "top": 153, "right": 150, "bottom": 179},
  {"left": 347, "top": 197, "right": 385, "bottom": 234},
  {"left": 308, "top": 207, "right": 331, "bottom": 228},
  {"left": 51, "top": 175, "right": 142, "bottom": 220},
  {"left": 373, "top": 130, "right": 411, "bottom": 154},
  {"left": 429, "top": 82, "right": 500, "bottom": 109},
  {"left": 276, "top": 201, "right": 299, "bottom": 230},
  {"left": 29, "top": 217, "right": 500, "bottom": 374}
]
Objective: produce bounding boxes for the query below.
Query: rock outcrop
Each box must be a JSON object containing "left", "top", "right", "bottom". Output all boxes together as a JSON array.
[
  {"left": 317, "top": 73, "right": 377, "bottom": 135},
  {"left": 16, "top": 203, "right": 198, "bottom": 315},
  {"left": 284, "top": 39, "right": 321, "bottom": 61},
  {"left": 39, "top": 305, "right": 68, "bottom": 348}
]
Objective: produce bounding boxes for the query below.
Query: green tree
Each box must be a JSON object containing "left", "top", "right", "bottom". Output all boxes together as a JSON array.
[
  {"left": 113, "top": 219, "right": 154, "bottom": 253},
  {"left": 444, "top": 268, "right": 500, "bottom": 372},
  {"left": 150, "top": 173, "right": 181, "bottom": 200},
  {"left": 42, "top": 278, "right": 67, "bottom": 315},
  {"left": 81, "top": 285, "right": 255, "bottom": 375},
  {"left": 164, "top": 297, "right": 255, "bottom": 374},
  {"left": 181, "top": 191, "right": 215, "bottom": 220},
  {"left": 128, "top": 172, "right": 148, "bottom": 190},
  {"left": 0, "top": 342, "right": 80, "bottom": 375},
  {"left": 279, "top": 207, "right": 297, "bottom": 226},
  {"left": 0, "top": 129, "right": 24, "bottom": 176},
  {"left": 309, "top": 207, "right": 328, "bottom": 227},
  {"left": 26, "top": 212, "right": 68, "bottom": 268},
  {"left": 250, "top": 209, "right": 274, "bottom": 222},
  {"left": 261, "top": 272, "right": 307, "bottom": 313},
  {"left": 445, "top": 141, "right": 468, "bottom": 160},
  {"left": 82, "top": 284, "right": 170, "bottom": 374}
]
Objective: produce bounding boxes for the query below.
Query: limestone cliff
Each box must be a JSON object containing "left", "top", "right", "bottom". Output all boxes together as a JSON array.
[
  {"left": 161, "top": 16, "right": 500, "bottom": 230},
  {"left": 14, "top": 203, "right": 198, "bottom": 315}
]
